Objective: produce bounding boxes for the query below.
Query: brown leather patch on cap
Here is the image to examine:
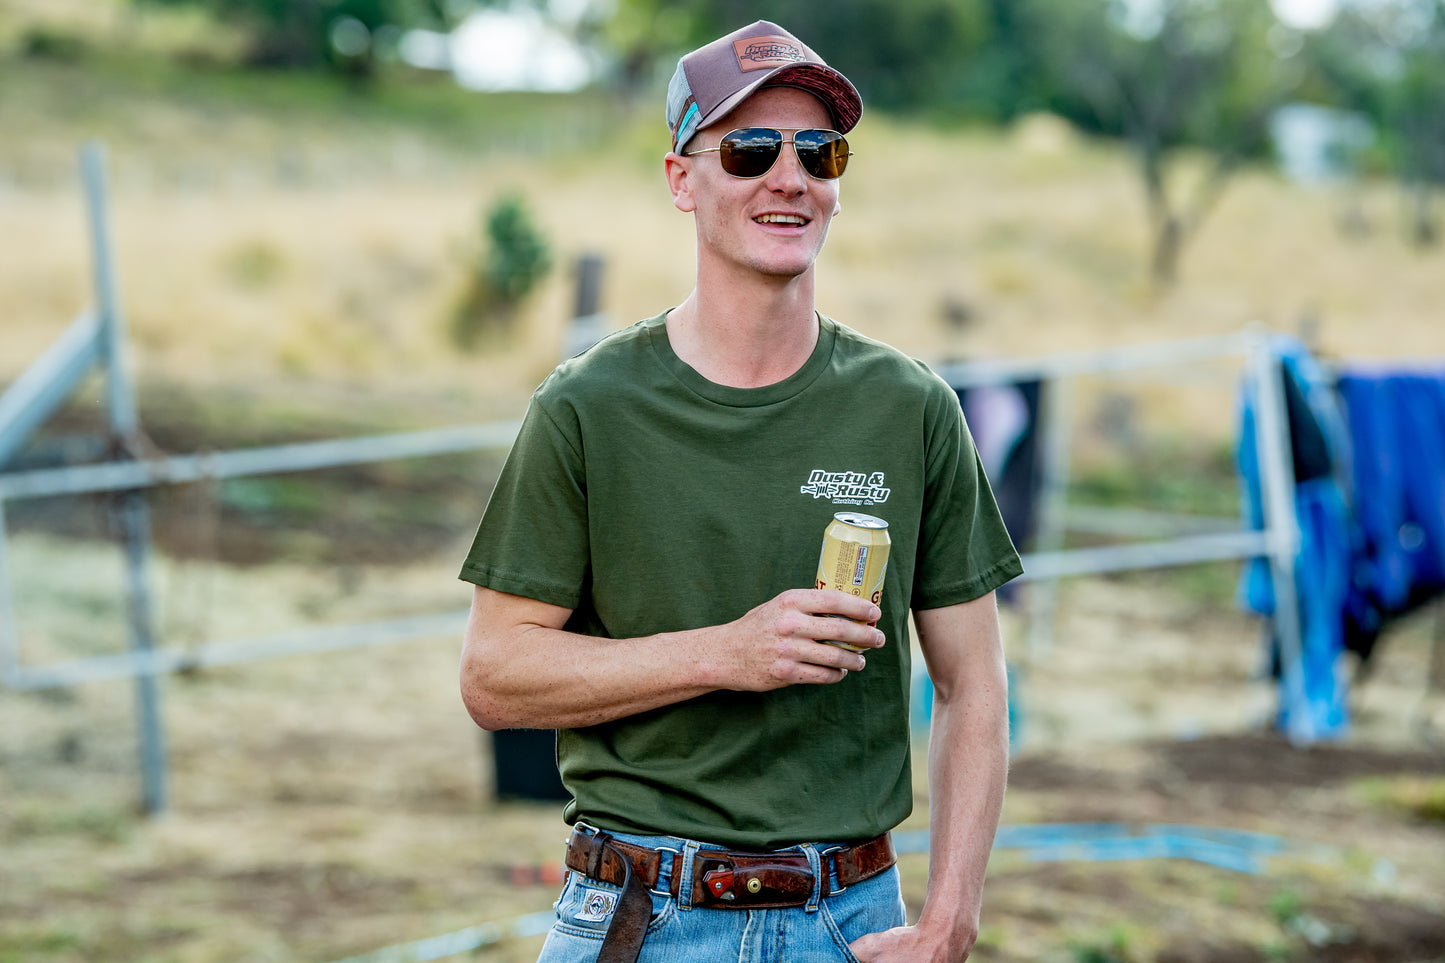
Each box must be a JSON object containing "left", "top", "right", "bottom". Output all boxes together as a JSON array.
[{"left": 732, "top": 35, "right": 808, "bottom": 72}]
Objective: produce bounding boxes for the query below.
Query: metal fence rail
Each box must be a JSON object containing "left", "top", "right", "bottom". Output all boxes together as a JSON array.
[
  {"left": 0, "top": 421, "right": 522, "bottom": 501},
  {"left": 0, "top": 421, "right": 521, "bottom": 688},
  {"left": 5, "top": 609, "right": 472, "bottom": 690},
  {"left": 941, "top": 328, "right": 1302, "bottom": 694}
]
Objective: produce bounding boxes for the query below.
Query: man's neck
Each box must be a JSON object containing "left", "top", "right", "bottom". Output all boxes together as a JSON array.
[{"left": 665, "top": 271, "right": 820, "bottom": 389}]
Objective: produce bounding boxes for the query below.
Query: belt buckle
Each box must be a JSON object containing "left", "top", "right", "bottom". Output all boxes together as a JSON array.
[
  {"left": 649, "top": 845, "right": 681, "bottom": 898},
  {"left": 580, "top": 826, "right": 683, "bottom": 897}
]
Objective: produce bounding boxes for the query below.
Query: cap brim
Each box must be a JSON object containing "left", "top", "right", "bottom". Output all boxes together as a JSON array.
[{"left": 695, "top": 62, "right": 862, "bottom": 137}]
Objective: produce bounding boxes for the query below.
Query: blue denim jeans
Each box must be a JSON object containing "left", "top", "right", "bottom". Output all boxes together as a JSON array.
[{"left": 536, "top": 827, "right": 906, "bottom": 963}]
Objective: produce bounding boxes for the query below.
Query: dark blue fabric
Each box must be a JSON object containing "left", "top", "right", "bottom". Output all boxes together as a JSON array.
[{"left": 1338, "top": 371, "right": 1445, "bottom": 652}]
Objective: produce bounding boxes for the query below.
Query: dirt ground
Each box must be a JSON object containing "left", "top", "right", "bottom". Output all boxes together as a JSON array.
[{"left": 3, "top": 526, "right": 1443, "bottom": 963}]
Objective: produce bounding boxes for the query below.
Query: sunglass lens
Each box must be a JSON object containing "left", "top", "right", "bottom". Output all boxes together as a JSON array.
[
  {"left": 794, "top": 130, "right": 849, "bottom": 179},
  {"left": 719, "top": 128, "right": 783, "bottom": 178}
]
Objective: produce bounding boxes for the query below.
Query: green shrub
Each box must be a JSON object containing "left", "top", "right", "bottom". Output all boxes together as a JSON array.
[
  {"left": 1067, "top": 924, "right": 1139, "bottom": 963},
  {"left": 451, "top": 193, "right": 553, "bottom": 350},
  {"left": 20, "top": 27, "right": 88, "bottom": 61}
]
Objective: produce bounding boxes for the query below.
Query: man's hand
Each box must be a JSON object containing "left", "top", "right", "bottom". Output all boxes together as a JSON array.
[
  {"left": 849, "top": 921, "right": 977, "bottom": 963},
  {"left": 712, "top": 588, "right": 885, "bottom": 691}
]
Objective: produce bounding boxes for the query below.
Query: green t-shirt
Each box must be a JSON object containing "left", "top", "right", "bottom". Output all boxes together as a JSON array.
[{"left": 460, "top": 312, "right": 1021, "bottom": 849}]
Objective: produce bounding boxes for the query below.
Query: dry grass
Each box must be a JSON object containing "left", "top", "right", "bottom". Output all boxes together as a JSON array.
[{"left": 5, "top": 73, "right": 1444, "bottom": 437}]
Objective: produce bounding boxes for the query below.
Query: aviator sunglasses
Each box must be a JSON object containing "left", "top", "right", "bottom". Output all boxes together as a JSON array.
[{"left": 684, "top": 127, "right": 852, "bottom": 180}]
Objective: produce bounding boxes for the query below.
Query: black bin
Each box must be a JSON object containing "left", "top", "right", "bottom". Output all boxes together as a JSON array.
[{"left": 491, "top": 728, "right": 569, "bottom": 801}]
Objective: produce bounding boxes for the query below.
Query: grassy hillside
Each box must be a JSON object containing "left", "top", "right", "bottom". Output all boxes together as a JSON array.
[
  {"left": 6, "top": 5, "right": 1444, "bottom": 452},
  {"left": 5, "top": 0, "right": 1444, "bottom": 539}
]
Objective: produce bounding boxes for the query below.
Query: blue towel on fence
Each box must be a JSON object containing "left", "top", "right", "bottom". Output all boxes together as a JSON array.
[{"left": 1236, "top": 338, "right": 1353, "bottom": 741}]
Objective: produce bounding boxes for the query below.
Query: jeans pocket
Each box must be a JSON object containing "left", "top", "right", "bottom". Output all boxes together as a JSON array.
[
  {"left": 818, "top": 865, "right": 906, "bottom": 962},
  {"left": 551, "top": 874, "right": 618, "bottom": 940},
  {"left": 545, "top": 874, "right": 678, "bottom": 946},
  {"left": 819, "top": 901, "right": 865, "bottom": 963}
]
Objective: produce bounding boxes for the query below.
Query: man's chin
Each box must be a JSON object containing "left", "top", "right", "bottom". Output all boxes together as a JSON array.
[{"left": 750, "top": 257, "right": 816, "bottom": 281}]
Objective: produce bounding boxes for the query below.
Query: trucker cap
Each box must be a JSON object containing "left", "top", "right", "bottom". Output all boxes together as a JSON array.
[{"left": 666, "top": 20, "right": 863, "bottom": 153}]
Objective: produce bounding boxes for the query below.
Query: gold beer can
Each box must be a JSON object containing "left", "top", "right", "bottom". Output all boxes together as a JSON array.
[{"left": 814, "top": 512, "right": 890, "bottom": 650}]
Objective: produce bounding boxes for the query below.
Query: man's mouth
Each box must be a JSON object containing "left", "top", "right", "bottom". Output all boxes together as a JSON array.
[{"left": 754, "top": 213, "right": 809, "bottom": 226}]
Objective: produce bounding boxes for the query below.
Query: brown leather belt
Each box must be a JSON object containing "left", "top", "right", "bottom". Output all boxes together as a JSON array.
[{"left": 564, "top": 826, "right": 897, "bottom": 910}]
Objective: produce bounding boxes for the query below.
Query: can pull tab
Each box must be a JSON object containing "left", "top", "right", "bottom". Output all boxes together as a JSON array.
[{"left": 703, "top": 866, "right": 735, "bottom": 900}]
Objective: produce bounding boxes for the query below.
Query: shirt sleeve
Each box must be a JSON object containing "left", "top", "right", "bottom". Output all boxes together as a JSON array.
[
  {"left": 911, "top": 377, "right": 1024, "bottom": 609},
  {"left": 458, "top": 391, "right": 590, "bottom": 610}
]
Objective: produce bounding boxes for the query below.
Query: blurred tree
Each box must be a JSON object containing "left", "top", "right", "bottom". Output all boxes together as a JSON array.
[
  {"left": 1031, "top": 0, "right": 1300, "bottom": 285},
  {"left": 604, "top": 0, "right": 1002, "bottom": 119},
  {"left": 132, "top": 0, "right": 470, "bottom": 76},
  {"left": 968, "top": 0, "right": 1056, "bottom": 121},
  {"left": 1306, "top": 0, "right": 1445, "bottom": 246}
]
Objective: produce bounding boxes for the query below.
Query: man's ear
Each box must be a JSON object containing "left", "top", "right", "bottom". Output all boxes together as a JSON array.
[{"left": 664, "top": 152, "right": 697, "bottom": 213}]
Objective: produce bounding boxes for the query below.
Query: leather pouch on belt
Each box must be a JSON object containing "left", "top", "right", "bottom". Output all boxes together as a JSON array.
[{"left": 693, "top": 858, "right": 817, "bottom": 909}]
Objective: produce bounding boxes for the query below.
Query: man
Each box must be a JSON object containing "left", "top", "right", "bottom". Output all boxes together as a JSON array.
[{"left": 459, "top": 19, "right": 1022, "bottom": 963}]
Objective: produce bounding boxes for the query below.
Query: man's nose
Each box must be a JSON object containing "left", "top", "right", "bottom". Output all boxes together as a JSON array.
[{"left": 764, "top": 140, "right": 809, "bottom": 193}]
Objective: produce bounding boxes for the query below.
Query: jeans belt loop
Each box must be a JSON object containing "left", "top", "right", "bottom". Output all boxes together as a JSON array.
[
  {"left": 586, "top": 831, "right": 610, "bottom": 880},
  {"left": 803, "top": 844, "right": 824, "bottom": 913},
  {"left": 820, "top": 844, "right": 845, "bottom": 896},
  {"left": 676, "top": 839, "right": 701, "bottom": 912},
  {"left": 651, "top": 846, "right": 681, "bottom": 899}
]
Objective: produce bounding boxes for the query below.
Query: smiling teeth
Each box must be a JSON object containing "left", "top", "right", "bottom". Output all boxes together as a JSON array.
[{"left": 755, "top": 214, "right": 807, "bottom": 225}]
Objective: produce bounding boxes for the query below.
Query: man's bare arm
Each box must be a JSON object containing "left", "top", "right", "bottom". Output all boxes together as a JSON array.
[
  {"left": 850, "top": 592, "right": 1010, "bottom": 963},
  {"left": 459, "top": 585, "right": 886, "bottom": 731}
]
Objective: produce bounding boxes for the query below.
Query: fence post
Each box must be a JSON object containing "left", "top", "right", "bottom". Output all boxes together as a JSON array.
[
  {"left": 0, "top": 500, "right": 17, "bottom": 689},
  {"left": 1246, "top": 329, "right": 1309, "bottom": 744},
  {"left": 572, "top": 252, "right": 604, "bottom": 320},
  {"left": 1024, "top": 377, "right": 1073, "bottom": 660},
  {"left": 561, "top": 253, "right": 607, "bottom": 359},
  {"left": 82, "top": 141, "right": 169, "bottom": 814}
]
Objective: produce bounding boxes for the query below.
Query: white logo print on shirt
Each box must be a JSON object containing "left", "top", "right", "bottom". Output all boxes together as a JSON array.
[{"left": 800, "top": 470, "right": 891, "bottom": 506}]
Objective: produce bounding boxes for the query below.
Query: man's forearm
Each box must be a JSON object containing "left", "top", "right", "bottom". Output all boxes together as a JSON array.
[
  {"left": 914, "top": 669, "right": 1009, "bottom": 952},
  {"left": 459, "top": 586, "right": 882, "bottom": 731},
  {"left": 910, "top": 595, "right": 1010, "bottom": 957},
  {"left": 462, "top": 619, "right": 722, "bottom": 730}
]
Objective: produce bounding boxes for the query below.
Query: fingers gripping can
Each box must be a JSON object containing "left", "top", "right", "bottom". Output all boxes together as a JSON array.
[{"left": 814, "top": 512, "right": 890, "bottom": 651}]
